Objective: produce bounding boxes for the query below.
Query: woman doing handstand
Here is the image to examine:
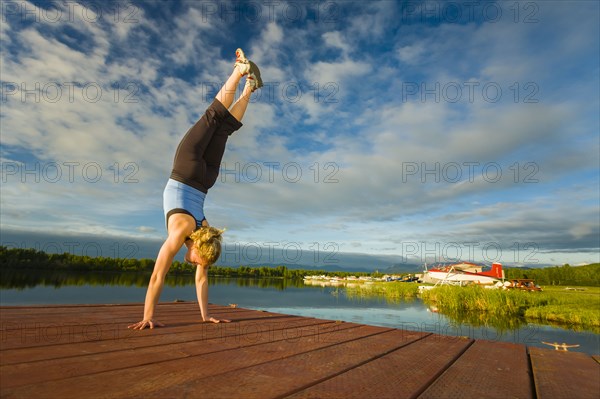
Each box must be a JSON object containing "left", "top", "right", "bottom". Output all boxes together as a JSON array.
[{"left": 128, "top": 49, "right": 262, "bottom": 330}]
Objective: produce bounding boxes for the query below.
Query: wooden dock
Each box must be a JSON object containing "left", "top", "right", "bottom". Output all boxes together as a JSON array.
[{"left": 1, "top": 302, "right": 598, "bottom": 398}]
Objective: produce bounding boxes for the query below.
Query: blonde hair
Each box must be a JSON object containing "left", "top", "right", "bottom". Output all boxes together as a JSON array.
[{"left": 189, "top": 226, "right": 224, "bottom": 266}]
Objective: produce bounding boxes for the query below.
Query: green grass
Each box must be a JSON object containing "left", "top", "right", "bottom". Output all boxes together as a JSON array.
[
  {"left": 421, "top": 285, "right": 600, "bottom": 331},
  {"left": 344, "top": 282, "right": 420, "bottom": 303},
  {"left": 345, "top": 282, "right": 600, "bottom": 331},
  {"left": 419, "top": 285, "right": 537, "bottom": 315},
  {"left": 521, "top": 286, "right": 600, "bottom": 330}
]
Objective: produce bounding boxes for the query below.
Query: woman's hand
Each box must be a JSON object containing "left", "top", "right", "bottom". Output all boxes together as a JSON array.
[
  {"left": 204, "top": 317, "right": 231, "bottom": 324},
  {"left": 127, "top": 319, "right": 165, "bottom": 330}
]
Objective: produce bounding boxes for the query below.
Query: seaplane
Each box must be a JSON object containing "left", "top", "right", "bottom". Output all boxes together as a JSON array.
[{"left": 424, "top": 262, "right": 504, "bottom": 286}]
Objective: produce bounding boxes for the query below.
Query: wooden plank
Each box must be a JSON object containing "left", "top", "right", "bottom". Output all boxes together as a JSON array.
[
  {"left": 0, "top": 319, "right": 349, "bottom": 389},
  {"left": 0, "top": 315, "right": 318, "bottom": 365},
  {"left": 0, "top": 309, "right": 312, "bottom": 363},
  {"left": 1, "top": 323, "right": 389, "bottom": 398},
  {"left": 419, "top": 340, "right": 534, "bottom": 399},
  {"left": 0, "top": 302, "right": 237, "bottom": 324},
  {"left": 530, "top": 346, "right": 600, "bottom": 399},
  {"left": 0, "top": 305, "right": 288, "bottom": 350},
  {"left": 0, "top": 305, "right": 270, "bottom": 341},
  {"left": 145, "top": 328, "right": 428, "bottom": 398},
  {"left": 0, "top": 302, "right": 182, "bottom": 318},
  {"left": 287, "top": 334, "right": 472, "bottom": 399},
  {"left": 2, "top": 303, "right": 598, "bottom": 399}
]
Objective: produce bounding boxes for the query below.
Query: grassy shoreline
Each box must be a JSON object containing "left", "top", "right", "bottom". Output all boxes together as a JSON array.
[{"left": 345, "top": 282, "right": 600, "bottom": 332}]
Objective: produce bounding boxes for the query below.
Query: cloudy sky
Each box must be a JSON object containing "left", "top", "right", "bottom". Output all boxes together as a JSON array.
[{"left": 1, "top": 0, "right": 598, "bottom": 268}]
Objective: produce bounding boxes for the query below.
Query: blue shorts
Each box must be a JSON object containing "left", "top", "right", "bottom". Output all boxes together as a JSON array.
[{"left": 163, "top": 178, "right": 206, "bottom": 229}]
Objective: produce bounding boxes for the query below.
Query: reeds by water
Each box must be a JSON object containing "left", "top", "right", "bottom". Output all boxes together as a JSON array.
[
  {"left": 421, "top": 285, "right": 600, "bottom": 331},
  {"left": 346, "top": 282, "right": 600, "bottom": 331},
  {"left": 344, "top": 282, "right": 420, "bottom": 303}
]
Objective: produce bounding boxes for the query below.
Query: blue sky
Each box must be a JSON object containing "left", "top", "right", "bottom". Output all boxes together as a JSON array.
[{"left": 1, "top": 0, "right": 599, "bottom": 268}]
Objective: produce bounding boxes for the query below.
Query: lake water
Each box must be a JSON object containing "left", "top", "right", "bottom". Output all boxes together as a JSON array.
[{"left": 1, "top": 271, "right": 598, "bottom": 355}]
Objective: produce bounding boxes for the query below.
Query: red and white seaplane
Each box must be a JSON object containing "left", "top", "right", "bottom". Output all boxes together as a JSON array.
[{"left": 424, "top": 262, "right": 504, "bottom": 286}]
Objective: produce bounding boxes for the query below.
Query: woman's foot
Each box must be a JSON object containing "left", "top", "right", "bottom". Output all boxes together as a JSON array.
[
  {"left": 245, "top": 60, "right": 263, "bottom": 92},
  {"left": 234, "top": 48, "right": 250, "bottom": 76}
]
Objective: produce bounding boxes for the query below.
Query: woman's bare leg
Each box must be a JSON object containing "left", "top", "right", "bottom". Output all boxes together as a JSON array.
[
  {"left": 215, "top": 68, "right": 243, "bottom": 109},
  {"left": 217, "top": 49, "right": 261, "bottom": 121},
  {"left": 229, "top": 83, "right": 253, "bottom": 122}
]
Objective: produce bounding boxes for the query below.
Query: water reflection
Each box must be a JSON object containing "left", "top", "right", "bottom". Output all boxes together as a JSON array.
[
  {"left": 429, "top": 307, "right": 529, "bottom": 331},
  {"left": 1, "top": 268, "right": 151, "bottom": 289},
  {"left": 216, "top": 276, "right": 306, "bottom": 290},
  {"left": 0, "top": 269, "right": 306, "bottom": 290},
  {"left": 438, "top": 307, "right": 600, "bottom": 334}
]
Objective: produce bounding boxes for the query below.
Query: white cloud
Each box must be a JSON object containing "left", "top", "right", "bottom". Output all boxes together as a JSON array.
[
  {"left": 347, "top": 1, "right": 397, "bottom": 39},
  {"left": 297, "top": 58, "right": 369, "bottom": 122},
  {"left": 322, "top": 31, "right": 350, "bottom": 54},
  {"left": 397, "top": 43, "right": 425, "bottom": 65},
  {"left": 263, "top": 21, "right": 284, "bottom": 44},
  {"left": 569, "top": 223, "right": 595, "bottom": 240},
  {"left": 305, "top": 59, "right": 370, "bottom": 85},
  {"left": 0, "top": 17, "right": 11, "bottom": 45}
]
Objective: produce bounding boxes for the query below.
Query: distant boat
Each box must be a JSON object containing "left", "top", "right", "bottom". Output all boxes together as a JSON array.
[{"left": 424, "top": 262, "right": 504, "bottom": 285}]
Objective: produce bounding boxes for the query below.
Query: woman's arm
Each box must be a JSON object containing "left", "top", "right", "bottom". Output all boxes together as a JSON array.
[
  {"left": 195, "top": 264, "right": 230, "bottom": 323},
  {"left": 195, "top": 264, "right": 210, "bottom": 320},
  {"left": 128, "top": 214, "right": 193, "bottom": 330}
]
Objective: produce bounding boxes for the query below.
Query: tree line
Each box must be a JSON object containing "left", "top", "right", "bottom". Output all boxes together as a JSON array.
[
  {"left": 504, "top": 263, "right": 600, "bottom": 286},
  {"left": 1, "top": 247, "right": 598, "bottom": 285},
  {"left": 0, "top": 246, "right": 369, "bottom": 279}
]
